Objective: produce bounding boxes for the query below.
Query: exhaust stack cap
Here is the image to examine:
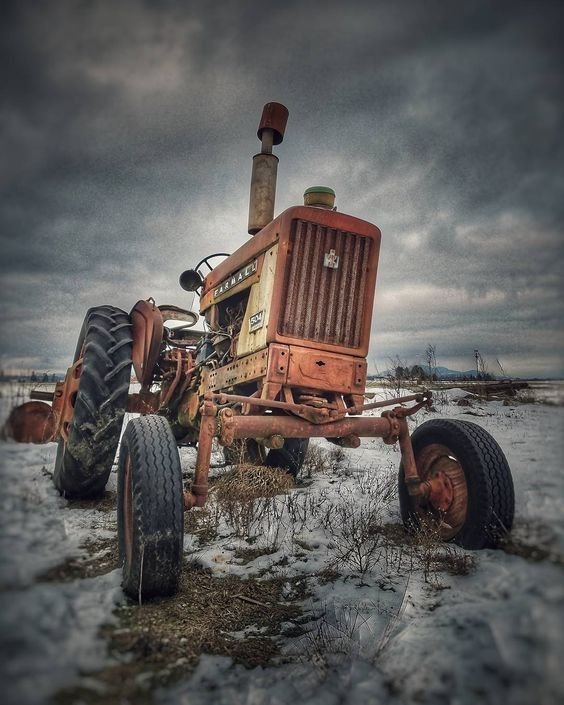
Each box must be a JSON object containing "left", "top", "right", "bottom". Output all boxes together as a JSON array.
[
  {"left": 304, "top": 186, "right": 336, "bottom": 209},
  {"left": 257, "top": 102, "right": 289, "bottom": 147}
]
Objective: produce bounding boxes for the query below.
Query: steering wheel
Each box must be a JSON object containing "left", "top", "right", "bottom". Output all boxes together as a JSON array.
[{"left": 194, "top": 253, "right": 230, "bottom": 274}]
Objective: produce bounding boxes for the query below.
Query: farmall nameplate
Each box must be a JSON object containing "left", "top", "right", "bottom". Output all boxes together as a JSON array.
[{"left": 214, "top": 260, "right": 258, "bottom": 298}]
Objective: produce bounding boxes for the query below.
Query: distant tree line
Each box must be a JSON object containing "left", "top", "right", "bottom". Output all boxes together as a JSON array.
[
  {"left": 368, "top": 344, "right": 497, "bottom": 384},
  {"left": 30, "top": 371, "right": 59, "bottom": 383}
]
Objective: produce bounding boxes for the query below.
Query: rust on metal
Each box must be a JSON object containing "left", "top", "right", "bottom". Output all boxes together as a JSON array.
[
  {"left": 257, "top": 102, "right": 289, "bottom": 146},
  {"left": 184, "top": 397, "right": 216, "bottom": 510},
  {"left": 216, "top": 410, "right": 400, "bottom": 443},
  {"left": 413, "top": 443, "right": 468, "bottom": 539},
  {"left": 199, "top": 206, "right": 380, "bottom": 358},
  {"left": 57, "top": 359, "right": 83, "bottom": 442},
  {"left": 158, "top": 304, "right": 199, "bottom": 328},
  {"left": 204, "top": 254, "right": 264, "bottom": 307},
  {"left": 127, "top": 391, "right": 160, "bottom": 414},
  {"left": 424, "top": 471, "right": 455, "bottom": 512},
  {"left": 212, "top": 391, "right": 333, "bottom": 424},
  {"left": 130, "top": 299, "right": 164, "bottom": 389},
  {"left": 280, "top": 220, "right": 372, "bottom": 349},
  {"left": 208, "top": 347, "right": 268, "bottom": 390},
  {"left": 159, "top": 349, "right": 184, "bottom": 410},
  {"left": 1, "top": 401, "right": 58, "bottom": 443},
  {"left": 265, "top": 343, "right": 289, "bottom": 384},
  {"left": 286, "top": 345, "right": 366, "bottom": 394},
  {"left": 397, "top": 417, "right": 420, "bottom": 488},
  {"left": 345, "top": 391, "right": 432, "bottom": 416}
]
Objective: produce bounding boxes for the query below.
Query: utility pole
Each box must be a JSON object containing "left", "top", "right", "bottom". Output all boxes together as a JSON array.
[{"left": 474, "top": 349, "right": 479, "bottom": 379}]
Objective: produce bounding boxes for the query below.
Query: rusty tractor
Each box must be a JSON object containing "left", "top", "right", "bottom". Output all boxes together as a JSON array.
[{"left": 5, "top": 103, "right": 514, "bottom": 599}]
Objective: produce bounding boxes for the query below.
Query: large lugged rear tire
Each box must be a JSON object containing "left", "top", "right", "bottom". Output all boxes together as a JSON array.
[
  {"left": 224, "top": 438, "right": 309, "bottom": 477},
  {"left": 117, "top": 415, "right": 184, "bottom": 600},
  {"left": 53, "top": 305, "right": 133, "bottom": 499},
  {"left": 398, "top": 419, "right": 514, "bottom": 549}
]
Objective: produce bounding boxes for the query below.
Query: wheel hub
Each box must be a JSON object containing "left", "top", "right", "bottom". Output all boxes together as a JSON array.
[
  {"left": 425, "top": 469, "right": 455, "bottom": 512},
  {"left": 415, "top": 443, "right": 468, "bottom": 539}
]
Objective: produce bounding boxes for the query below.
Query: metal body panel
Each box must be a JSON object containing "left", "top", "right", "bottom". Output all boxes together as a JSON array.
[
  {"left": 130, "top": 300, "right": 164, "bottom": 388},
  {"left": 286, "top": 345, "right": 366, "bottom": 394},
  {"left": 200, "top": 205, "right": 381, "bottom": 358},
  {"left": 200, "top": 230, "right": 277, "bottom": 312},
  {"left": 205, "top": 341, "right": 365, "bottom": 398},
  {"left": 237, "top": 244, "right": 279, "bottom": 356},
  {"left": 280, "top": 220, "right": 372, "bottom": 349},
  {"left": 268, "top": 207, "right": 380, "bottom": 357},
  {"left": 208, "top": 348, "right": 268, "bottom": 390}
]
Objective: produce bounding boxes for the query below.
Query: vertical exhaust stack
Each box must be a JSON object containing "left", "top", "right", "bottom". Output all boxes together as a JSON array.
[{"left": 248, "top": 102, "right": 289, "bottom": 235}]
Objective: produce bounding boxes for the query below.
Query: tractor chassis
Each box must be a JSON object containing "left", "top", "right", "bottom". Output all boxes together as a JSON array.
[
  {"left": 184, "top": 390, "right": 441, "bottom": 511},
  {"left": 9, "top": 381, "right": 445, "bottom": 514}
]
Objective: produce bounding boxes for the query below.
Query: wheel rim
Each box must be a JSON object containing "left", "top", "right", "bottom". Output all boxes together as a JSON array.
[
  {"left": 415, "top": 443, "right": 468, "bottom": 540},
  {"left": 123, "top": 454, "right": 133, "bottom": 566}
]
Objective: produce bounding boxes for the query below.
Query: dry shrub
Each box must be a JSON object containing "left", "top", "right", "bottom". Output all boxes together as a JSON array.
[
  {"left": 300, "top": 444, "right": 348, "bottom": 478},
  {"left": 292, "top": 599, "right": 393, "bottom": 671},
  {"left": 214, "top": 464, "right": 294, "bottom": 500},
  {"left": 406, "top": 519, "right": 476, "bottom": 585},
  {"left": 285, "top": 487, "right": 332, "bottom": 533},
  {"left": 184, "top": 506, "right": 219, "bottom": 544},
  {"left": 322, "top": 477, "right": 397, "bottom": 578},
  {"left": 327, "top": 445, "right": 346, "bottom": 466},
  {"left": 301, "top": 445, "right": 331, "bottom": 477},
  {"left": 211, "top": 464, "right": 293, "bottom": 539}
]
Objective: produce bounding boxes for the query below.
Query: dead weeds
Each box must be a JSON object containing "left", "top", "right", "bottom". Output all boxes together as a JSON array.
[
  {"left": 233, "top": 545, "right": 279, "bottom": 563},
  {"left": 38, "top": 538, "right": 119, "bottom": 582},
  {"left": 493, "top": 518, "right": 564, "bottom": 565},
  {"left": 67, "top": 490, "right": 117, "bottom": 513},
  {"left": 52, "top": 562, "right": 310, "bottom": 705}
]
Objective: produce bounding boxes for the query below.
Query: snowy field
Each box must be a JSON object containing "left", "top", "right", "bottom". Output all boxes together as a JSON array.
[{"left": 0, "top": 384, "right": 563, "bottom": 705}]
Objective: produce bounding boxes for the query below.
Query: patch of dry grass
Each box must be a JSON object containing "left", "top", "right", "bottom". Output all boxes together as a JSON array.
[
  {"left": 53, "top": 563, "right": 310, "bottom": 705},
  {"left": 38, "top": 538, "right": 119, "bottom": 582},
  {"left": 209, "top": 464, "right": 293, "bottom": 539}
]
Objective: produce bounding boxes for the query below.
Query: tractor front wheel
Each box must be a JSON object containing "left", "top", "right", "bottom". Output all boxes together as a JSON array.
[
  {"left": 398, "top": 418, "right": 514, "bottom": 549},
  {"left": 117, "top": 415, "right": 184, "bottom": 600},
  {"left": 53, "top": 305, "right": 133, "bottom": 499}
]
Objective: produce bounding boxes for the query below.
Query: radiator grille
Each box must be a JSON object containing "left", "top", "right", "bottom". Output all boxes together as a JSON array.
[{"left": 280, "top": 219, "right": 372, "bottom": 348}]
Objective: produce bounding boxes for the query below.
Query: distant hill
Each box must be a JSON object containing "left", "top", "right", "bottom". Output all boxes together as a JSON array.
[
  {"left": 372, "top": 366, "right": 502, "bottom": 381},
  {"left": 432, "top": 366, "right": 492, "bottom": 379}
]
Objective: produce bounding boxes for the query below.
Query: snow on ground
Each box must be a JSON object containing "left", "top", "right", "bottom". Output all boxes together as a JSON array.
[{"left": 0, "top": 385, "right": 563, "bottom": 705}]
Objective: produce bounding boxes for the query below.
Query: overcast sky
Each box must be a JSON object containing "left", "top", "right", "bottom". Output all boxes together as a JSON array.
[{"left": 1, "top": 0, "right": 563, "bottom": 378}]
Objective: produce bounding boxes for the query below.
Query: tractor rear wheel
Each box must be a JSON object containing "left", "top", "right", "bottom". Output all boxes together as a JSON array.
[
  {"left": 398, "top": 419, "right": 514, "bottom": 549},
  {"left": 117, "top": 415, "right": 184, "bottom": 600},
  {"left": 224, "top": 438, "right": 309, "bottom": 477},
  {"left": 53, "top": 305, "right": 133, "bottom": 499}
]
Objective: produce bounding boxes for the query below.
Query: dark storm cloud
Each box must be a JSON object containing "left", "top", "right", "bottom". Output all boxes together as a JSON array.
[{"left": 1, "top": 0, "right": 563, "bottom": 376}]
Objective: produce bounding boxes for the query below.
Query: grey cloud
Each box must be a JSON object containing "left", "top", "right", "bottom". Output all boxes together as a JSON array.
[{"left": 1, "top": 0, "right": 563, "bottom": 376}]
